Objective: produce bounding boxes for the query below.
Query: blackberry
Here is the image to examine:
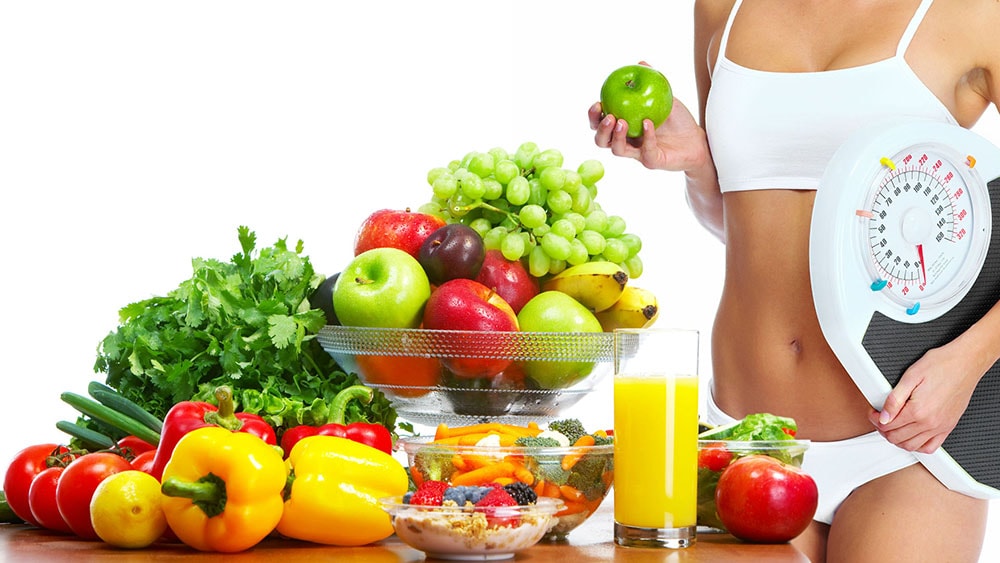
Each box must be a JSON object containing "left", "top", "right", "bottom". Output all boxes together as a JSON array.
[{"left": 503, "top": 482, "right": 538, "bottom": 505}]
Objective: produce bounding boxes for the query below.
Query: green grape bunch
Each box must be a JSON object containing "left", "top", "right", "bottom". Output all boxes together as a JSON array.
[{"left": 417, "top": 142, "right": 644, "bottom": 279}]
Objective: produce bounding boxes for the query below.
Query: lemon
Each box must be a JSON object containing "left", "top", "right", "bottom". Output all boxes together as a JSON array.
[{"left": 90, "top": 470, "right": 168, "bottom": 548}]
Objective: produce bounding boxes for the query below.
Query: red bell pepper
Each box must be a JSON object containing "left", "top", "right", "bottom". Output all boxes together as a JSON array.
[
  {"left": 150, "top": 385, "right": 277, "bottom": 480},
  {"left": 280, "top": 385, "right": 393, "bottom": 457}
]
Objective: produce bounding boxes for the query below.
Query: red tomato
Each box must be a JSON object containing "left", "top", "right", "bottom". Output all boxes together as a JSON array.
[
  {"left": 715, "top": 455, "right": 818, "bottom": 543},
  {"left": 3, "top": 443, "right": 71, "bottom": 527},
  {"left": 27, "top": 467, "right": 73, "bottom": 533},
  {"left": 130, "top": 450, "right": 157, "bottom": 474},
  {"left": 697, "top": 444, "right": 734, "bottom": 472},
  {"left": 116, "top": 435, "right": 156, "bottom": 457},
  {"left": 55, "top": 452, "right": 133, "bottom": 539}
]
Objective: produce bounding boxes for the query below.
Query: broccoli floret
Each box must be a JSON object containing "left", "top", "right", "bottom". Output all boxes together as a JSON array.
[
  {"left": 526, "top": 457, "right": 571, "bottom": 485},
  {"left": 590, "top": 433, "right": 613, "bottom": 446},
  {"left": 566, "top": 454, "right": 612, "bottom": 500},
  {"left": 547, "top": 418, "right": 587, "bottom": 444},
  {"left": 412, "top": 446, "right": 456, "bottom": 482},
  {"left": 514, "top": 436, "right": 562, "bottom": 448}
]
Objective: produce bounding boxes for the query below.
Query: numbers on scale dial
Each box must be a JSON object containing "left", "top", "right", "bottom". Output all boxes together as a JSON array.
[{"left": 860, "top": 148, "right": 978, "bottom": 316}]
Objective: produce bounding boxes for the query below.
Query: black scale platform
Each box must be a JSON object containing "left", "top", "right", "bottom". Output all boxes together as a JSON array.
[{"left": 862, "top": 178, "right": 1000, "bottom": 490}]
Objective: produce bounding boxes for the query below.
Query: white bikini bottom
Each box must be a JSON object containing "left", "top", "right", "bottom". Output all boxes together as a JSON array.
[{"left": 704, "top": 388, "right": 919, "bottom": 524}]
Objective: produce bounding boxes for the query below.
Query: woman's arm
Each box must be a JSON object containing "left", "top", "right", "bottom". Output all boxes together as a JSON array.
[{"left": 587, "top": 1, "right": 731, "bottom": 242}]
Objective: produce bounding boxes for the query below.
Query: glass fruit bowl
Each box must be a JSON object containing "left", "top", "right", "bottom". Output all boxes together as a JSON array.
[
  {"left": 697, "top": 439, "right": 811, "bottom": 532},
  {"left": 380, "top": 495, "right": 564, "bottom": 560},
  {"left": 318, "top": 325, "right": 614, "bottom": 426},
  {"left": 399, "top": 435, "right": 614, "bottom": 541}
]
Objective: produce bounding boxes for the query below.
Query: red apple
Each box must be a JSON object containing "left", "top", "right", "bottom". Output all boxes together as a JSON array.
[
  {"left": 422, "top": 278, "right": 519, "bottom": 378},
  {"left": 715, "top": 455, "right": 819, "bottom": 543},
  {"left": 474, "top": 250, "right": 540, "bottom": 314},
  {"left": 354, "top": 208, "right": 447, "bottom": 259}
]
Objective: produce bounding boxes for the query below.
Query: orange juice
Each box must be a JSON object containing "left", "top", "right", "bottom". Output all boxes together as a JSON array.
[{"left": 614, "top": 374, "right": 699, "bottom": 528}]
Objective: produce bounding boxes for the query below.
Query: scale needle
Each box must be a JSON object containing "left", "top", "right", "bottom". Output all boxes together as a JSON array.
[{"left": 917, "top": 244, "right": 927, "bottom": 286}]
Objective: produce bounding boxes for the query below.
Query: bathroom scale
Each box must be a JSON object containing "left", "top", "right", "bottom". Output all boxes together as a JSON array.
[{"left": 810, "top": 119, "right": 1000, "bottom": 499}]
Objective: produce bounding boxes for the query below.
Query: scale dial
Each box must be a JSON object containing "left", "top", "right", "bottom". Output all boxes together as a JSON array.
[{"left": 858, "top": 143, "right": 991, "bottom": 320}]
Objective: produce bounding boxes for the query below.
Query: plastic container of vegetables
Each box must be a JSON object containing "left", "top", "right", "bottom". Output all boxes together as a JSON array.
[
  {"left": 697, "top": 439, "right": 811, "bottom": 532},
  {"left": 317, "top": 325, "right": 614, "bottom": 427},
  {"left": 399, "top": 434, "right": 614, "bottom": 541}
]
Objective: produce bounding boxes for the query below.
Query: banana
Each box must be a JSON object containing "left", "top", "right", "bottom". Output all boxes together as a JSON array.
[
  {"left": 541, "top": 261, "right": 628, "bottom": 312},
  {"left": 595, "top": 285, "right": 659, "bottom": 331}
]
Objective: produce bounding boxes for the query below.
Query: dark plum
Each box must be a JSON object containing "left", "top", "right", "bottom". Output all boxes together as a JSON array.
[
  {"left": 418, "top": 224, "right": 486, "bottom": 285},
  {"left": 309, "top": 272, "right": 340, "bottom": 325}
]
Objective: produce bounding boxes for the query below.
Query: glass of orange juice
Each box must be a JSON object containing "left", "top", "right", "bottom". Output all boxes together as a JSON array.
[{"left": 613, "top": 328, "right": 699, "bottom": 548}]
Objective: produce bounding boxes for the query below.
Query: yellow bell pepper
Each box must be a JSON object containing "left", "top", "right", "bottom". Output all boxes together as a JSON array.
[
  {"left": 277, "top": 435, "right": 408, "bottom": 546},
  {"left": 160, "top": 426, "right": 287, "bottom": 553}
]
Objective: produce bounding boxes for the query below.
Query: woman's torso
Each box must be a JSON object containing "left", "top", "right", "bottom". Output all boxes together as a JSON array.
[{"left": 699, "top": 0, "right": 994, "bottom": 440}]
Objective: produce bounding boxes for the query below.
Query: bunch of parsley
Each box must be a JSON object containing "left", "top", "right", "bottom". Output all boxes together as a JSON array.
[{"left": 93, "top": 226, "right": 397, "bottom": 434}]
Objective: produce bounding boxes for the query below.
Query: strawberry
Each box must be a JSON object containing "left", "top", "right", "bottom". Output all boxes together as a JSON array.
[
  {"left": 410, "top": 480, "right": 449, "bottom": 506},
  {"left": 474, "top": 487, "right": 520, "bottom": 527}
]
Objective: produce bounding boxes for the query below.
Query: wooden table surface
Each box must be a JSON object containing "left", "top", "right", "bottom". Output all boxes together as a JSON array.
[{"left": 1, "top": 499, "right": 808, "bottom": 562}]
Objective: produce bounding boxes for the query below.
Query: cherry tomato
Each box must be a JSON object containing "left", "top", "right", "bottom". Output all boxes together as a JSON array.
[
  {"left": 116, "top": 435, "right": 156, "bottom": 457},
  {"left": 27, "top": 466, "right": 73, "bottom": 533},
  {"left": 3, "top": 443, "right": 71, "bottom": 527},
  {"left": 55, "top": 452, "right": 133, "bottom": 539},
  {"left": 697, "top": 444, "right": 734, "bottom": 472},
  {"left": 130, "top": 450, "right": 157, "bottom": 474}
]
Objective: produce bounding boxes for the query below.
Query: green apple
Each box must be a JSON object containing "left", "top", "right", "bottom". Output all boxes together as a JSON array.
[
  {"left": 517, "top": 291, "right": 603, "bottom": 389},
  {"left": 599, "top": 64, "right": 673, "bottom": 138},
  {"left": 332, "top": 247, "right": 431, "bottom": 328}
]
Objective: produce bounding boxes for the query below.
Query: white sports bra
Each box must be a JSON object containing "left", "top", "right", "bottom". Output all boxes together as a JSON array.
[{"left": 705, "top": 0, "right": 958, "bottom": 193}]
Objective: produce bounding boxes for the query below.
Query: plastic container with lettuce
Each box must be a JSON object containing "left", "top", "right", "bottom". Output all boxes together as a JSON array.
[{"left": 697, "top": 413, "right": 810, "bottom": 531}]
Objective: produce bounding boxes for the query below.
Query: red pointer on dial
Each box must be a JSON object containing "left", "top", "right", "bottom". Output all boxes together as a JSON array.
[{"left": 917, "top": 244, "right": 927, "bottom": 286}]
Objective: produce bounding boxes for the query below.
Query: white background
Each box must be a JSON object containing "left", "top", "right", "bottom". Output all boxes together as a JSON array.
[{"left": 1, "top": 2, "right": 998, "bottom": 558}]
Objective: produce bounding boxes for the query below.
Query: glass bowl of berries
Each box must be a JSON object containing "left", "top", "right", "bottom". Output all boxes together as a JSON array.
[
  {"left": 381, "top": 481, "right": 564, "bottom": 560},
  {"left": 399, "top": 418, "right": 614, "bottom": 541}
]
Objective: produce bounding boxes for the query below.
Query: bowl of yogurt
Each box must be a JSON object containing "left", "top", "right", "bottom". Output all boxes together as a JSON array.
[{"left": 380, "top": 495, "right": 564, "bottom": 560}]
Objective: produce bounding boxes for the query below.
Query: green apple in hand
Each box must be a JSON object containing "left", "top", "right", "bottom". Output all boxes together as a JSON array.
[
  {"left": 333, "top": 247, "right": 431, "bottom": 328},
  {"left": 517, "top": 291, "right": 604, "bottom": 389},
  {"left": 600, "top": 64, "right": 673, "bottom": 138}
]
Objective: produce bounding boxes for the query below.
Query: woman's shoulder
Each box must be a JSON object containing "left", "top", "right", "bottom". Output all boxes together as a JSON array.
[
  {"left": 923, "top": 0, "right": 1000, "bottom": 118},
  {"left": 694, "top": 0, "right": 737, "bottom": 23},
  {"left": 694, "top": 0, "right": 737, "bottom": 53}
]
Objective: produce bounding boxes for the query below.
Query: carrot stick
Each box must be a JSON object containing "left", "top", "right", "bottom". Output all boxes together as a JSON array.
[
  {"left": 533, "top": 479, "right": 547, "bottom": 497},
  {"left": 435, "top": 423, "right": 451, "bottom": 440},
  {"left": 451, "top": 454, "right": 469, "bottom": 472},
  {"left": 458, "top": 434, "right": 494, "bottom": 445},
  {"left": 493, "top": 477, "right": 515, "bottom": 486},
  {"left": 497, "top": 433, "right": 521, "bottom": 446},
  {"left": 557, "top": 500, "right": 589, "bottom": 515},
  {"left": 507, "top": 459, "right": 535, "bottom": 485},
  {"left": 461, "top": 454, "right": 500, "bottom": 469},
  {"left": 561, "top": 435, "right": 596, "bottom": 470},
  {"left": 451, "top": 461, "right": 515, "bottom": 486},
  {"left": 559, "top": 485, "right": 586, "bottom": 503},
  {"left": 442, "top": 422, "right": 540, "bottom": 438},
  {"left": 542, "top": 482, "right": 562, "bottom": 499}
]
